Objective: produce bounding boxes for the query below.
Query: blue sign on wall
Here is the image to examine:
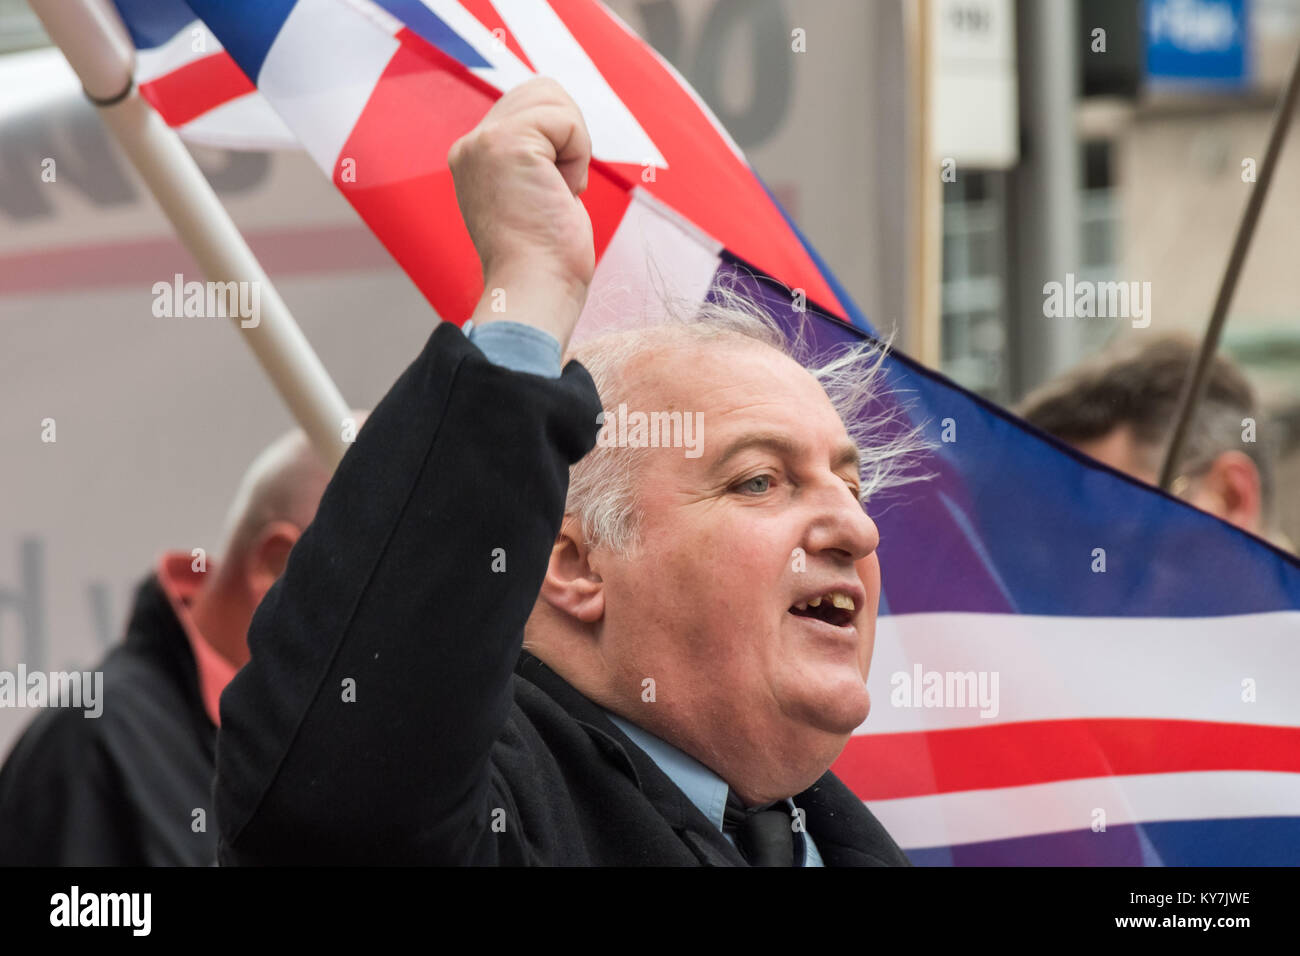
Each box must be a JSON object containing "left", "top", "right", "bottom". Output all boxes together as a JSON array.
[{"left": 1144, "top": 0, "right": 1249, "bottom": 88}]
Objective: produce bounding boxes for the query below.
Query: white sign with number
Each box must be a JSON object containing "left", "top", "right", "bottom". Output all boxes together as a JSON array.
[{"left": 932, "top": 0, "right": 1019, "bottom": 170}]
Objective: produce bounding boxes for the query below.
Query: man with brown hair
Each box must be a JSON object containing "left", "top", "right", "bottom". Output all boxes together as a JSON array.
[{"left": 1017, "top": 334, "right": 1286, "bottom": 546}]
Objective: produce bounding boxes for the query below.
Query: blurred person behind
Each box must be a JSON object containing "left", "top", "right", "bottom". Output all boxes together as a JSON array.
[
  {"left": 1017, "top": 333, "right": 1290, "bottom": 550},
  {"left": 0, "top": 423, "right": 351, "bottom": 865}
]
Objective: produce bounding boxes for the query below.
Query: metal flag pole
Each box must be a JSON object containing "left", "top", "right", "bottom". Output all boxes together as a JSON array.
[
  {"left": 27, "top": 0, "right": 353, "bottom": 468},
  {"left": 1158, "top": 42, "right": 1300, "bottom": 491}
]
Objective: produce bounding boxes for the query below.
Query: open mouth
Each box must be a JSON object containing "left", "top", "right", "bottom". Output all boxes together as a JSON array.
[{"left": 788, "top": 591, "right": 856, "bottom": 628}]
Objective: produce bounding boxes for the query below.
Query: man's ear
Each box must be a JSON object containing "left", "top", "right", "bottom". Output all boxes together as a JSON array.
[
  {"left": 246, "top": 520, "right": 302, "bottom": 602},
  {"left": 1192, "top": 451, "right": 1263, "bottom": 534},
  {"left": 538, "top": 515, "right": 604, "bottom": 624}
]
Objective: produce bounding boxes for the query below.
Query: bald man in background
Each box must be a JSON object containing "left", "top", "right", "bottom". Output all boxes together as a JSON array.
[{"left": 0, "top": 424, "right": 346, "bottom": 865}]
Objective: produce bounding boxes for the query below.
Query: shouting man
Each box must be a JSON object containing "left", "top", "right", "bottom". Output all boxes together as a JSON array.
[{"left": 215, "top": 79, "right": 911, "bottom": 866}]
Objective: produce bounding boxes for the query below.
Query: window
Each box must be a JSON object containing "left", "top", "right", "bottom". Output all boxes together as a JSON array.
[{"left": 941, "top": 171, "right": 1010, "bottom": 400}]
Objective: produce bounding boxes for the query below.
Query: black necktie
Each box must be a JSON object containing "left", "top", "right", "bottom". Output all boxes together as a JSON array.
[{"left": 723, "top": 792, "right": 795, "bottom": 866}]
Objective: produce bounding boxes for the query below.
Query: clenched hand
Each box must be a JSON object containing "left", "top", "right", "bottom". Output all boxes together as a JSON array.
[{"left": 450, "top": 77, "right": 596, "bottom": 350}]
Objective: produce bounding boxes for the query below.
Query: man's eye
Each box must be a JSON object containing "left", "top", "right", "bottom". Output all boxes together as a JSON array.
[{"left": 735, "top": 474, "right": 773, "bottom": 494}]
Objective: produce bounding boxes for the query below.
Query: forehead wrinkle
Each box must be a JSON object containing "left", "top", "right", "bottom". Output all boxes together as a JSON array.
[
  {"left": 688, "top": 355, "right": 831, "bottom": 414},
  {"left": 625, "top": 332, "right": 792, "bottom": 391},
  {"left": 707, "top": 428, "right": 861, "bottom": 477},
  {"left": 624, "top": 338, "right": 856, "bottom": 472}
]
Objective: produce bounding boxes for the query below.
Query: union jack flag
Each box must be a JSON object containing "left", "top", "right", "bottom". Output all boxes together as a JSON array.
[{"left": 111, "top": 0, "right": 1300, "bottom": 865}]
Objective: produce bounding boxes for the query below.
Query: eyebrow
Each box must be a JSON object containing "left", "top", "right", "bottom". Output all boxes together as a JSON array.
[{"left": 710, "top": 431, "right": 861, "bottom": 475}]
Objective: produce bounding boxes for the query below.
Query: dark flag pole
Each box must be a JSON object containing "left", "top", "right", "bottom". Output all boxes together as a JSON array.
[{"left": 1159, "top": 42, "right": 1300, "bottom": 490}]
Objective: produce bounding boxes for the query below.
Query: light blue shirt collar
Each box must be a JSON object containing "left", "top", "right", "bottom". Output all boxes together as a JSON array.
[
  {"left": 604, "top": 712, "right": 823, "bottom": 866},
  {"left": 606, "top": 712, "right": 730, "bottom": 830}
]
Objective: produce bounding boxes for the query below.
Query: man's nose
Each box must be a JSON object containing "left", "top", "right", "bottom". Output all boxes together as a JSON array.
[{"left": 802, "top": 481, "right": 880, "bottom": 563}]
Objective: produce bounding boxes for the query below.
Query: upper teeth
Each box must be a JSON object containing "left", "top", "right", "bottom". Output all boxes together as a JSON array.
[{"left": 796, "top": 592, "right": 856, "bottom": 612}]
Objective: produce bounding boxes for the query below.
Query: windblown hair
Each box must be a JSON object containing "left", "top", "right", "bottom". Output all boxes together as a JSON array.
[{"left": 563, "top": 282, "right": 932, "bottom": 555}]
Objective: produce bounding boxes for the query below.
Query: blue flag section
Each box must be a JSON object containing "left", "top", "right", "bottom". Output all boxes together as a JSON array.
[{"left": 723, "top": 256, "right": 1300, "bottom": 866}]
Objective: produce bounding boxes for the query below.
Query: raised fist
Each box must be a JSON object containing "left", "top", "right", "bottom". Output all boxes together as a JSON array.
[{"left": 449, "top": 77, "right": 595, "bottom": 346}]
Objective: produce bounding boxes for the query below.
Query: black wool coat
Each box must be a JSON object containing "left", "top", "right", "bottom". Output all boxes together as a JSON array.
[{"left": 0, "top": 576, "right": 219, "bottom": 866}]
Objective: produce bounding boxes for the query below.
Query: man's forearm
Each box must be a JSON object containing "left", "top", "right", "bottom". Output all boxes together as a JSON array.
[
  {"left": 215, "top": 323, "right": 601, "bottom": 863},
  {"left": 469, "top": 266, "right": 588, "bottom": 352}
]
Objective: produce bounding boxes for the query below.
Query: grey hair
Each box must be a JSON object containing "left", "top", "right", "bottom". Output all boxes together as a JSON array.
[
  {"left": 564, "top": 282, "right": 932, "bottom": 555},
  {"left": 218, "top": 414, "right": 366, "bottom": 564}
]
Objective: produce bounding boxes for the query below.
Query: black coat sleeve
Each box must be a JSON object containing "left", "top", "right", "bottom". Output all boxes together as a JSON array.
[
  {"left": 0, "top": 708, "right": 142, "bottom": 865},
  {"left": 214, "top": 322, "right": 602, "bottom": 864}
]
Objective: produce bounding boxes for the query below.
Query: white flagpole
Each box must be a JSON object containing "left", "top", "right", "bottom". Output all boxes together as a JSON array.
[{"left": 28, "top": 0, "right": 353, "bottom": 468}]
